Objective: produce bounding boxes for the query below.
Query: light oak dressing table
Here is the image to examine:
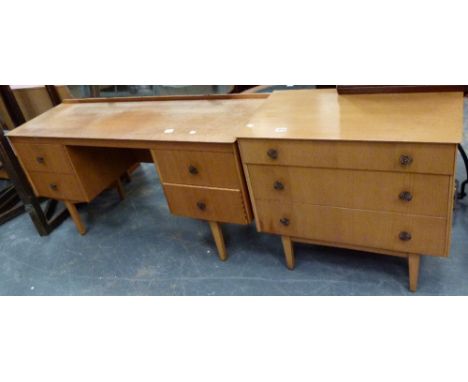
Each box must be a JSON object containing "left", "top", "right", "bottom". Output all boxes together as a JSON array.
[
  {"left": 237, "top": 89, "right": 463, "bottom": 292},
  {"left": 7, "top": 94, "right": 267, "bottom": 261}
]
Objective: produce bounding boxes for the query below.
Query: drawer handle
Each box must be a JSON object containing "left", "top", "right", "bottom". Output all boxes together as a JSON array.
[
  {"left": 197, "top": 201, "right": 206, "bottom": 211},
  {"left": 399, "top": 154, "right": 413, "bottom": 167},
  {"left": 267, "top": 148, "right": 278, "bottom": 160},
  {"left": 36, "top": 156, "right": 45, "bottom": 164},
  {"left": 399, "top": 231, "right": 412, "bottom": 241},
  {"left": 280, "top": 217, "right": 290, "bottom": 226},
  {"left": 399, "top": 191, "right": 413, "bottom": 202},
  {"left": 49, "top": 183, "right": 58, "bottom": 191},
  {"left": 188, "top": 165, "right": 198, "bottom": 175},
  {"left": 273, "top": 181, "right": 284, "bottom": 191}
]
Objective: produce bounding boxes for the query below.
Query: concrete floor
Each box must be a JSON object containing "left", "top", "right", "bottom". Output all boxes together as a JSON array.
[{"left": 1, "top": 99, "right": 467, "bottom": 295}]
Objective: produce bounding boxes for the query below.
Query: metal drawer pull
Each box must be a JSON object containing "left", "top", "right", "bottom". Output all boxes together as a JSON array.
[
  {"left": 36, "top": 156, "right": 45, "bottom": 164},
  {"left": 399, "top": 154, "right": 413, "bottom": 167},
  {"left": 49, "top": 183, "right": 58, "bottom": 191},
  {"left": 188, "top": 165, "right": 198, "bottom": 175},
  {"left": 280, "top": 217, "right": 290, "bottom": 226},
  {"left": 267, "top": 148, "right": 278, "bottom": 160},
  {"left": 273, "top": 181, "right": 284, "bottom": 190},
  {"left": 399, "top": 231, "right": 412, "bottom": 241},
  {"left": 197, "top": 201, "right": 206, "bottom": 211},
  {"left": 399, "top": 191, "right": 413, "bottom": 202}
]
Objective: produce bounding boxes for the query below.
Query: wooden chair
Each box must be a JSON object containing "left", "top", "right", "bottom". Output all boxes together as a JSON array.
[{"left": 0, "top": 86, "right": 70, "bottom": 232}]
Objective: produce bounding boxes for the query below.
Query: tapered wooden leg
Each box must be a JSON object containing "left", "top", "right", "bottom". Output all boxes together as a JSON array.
[
  {"left": 64, "top": 201, "right": 86, "bottom": 235},
  {"left": 281, "top": 236, "right": 295, "bottom": 270},
  {"left": 209, "top": 221, "right": 227, "bottom": 261},
  {"left": 408, "top": 254, "right": 421, "bottom": 292},
  {"left": 115, "top": 179, "right": 125, "bottom": 201}
]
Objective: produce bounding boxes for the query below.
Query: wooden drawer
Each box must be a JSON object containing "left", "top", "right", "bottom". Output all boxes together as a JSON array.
[
  {"left": 29, "top": 172, "right": 85, "bottom": 201},
  {"left": 255, "top": 200, "right": 448, "bottom": 257},
  {"left": 239, "top": 139, "right": 456, "bottom": 175},
  {"left": 247, "top": 165, "right": 451, "bottom": 217},
  {"left": 13, "top": 142, "right": 75, "bottom": 174},
  {"left": 152, "top": 147, "right": 241, "bottom": 189},
  {"left": 163, "top": 184, "right": 249, "bottom": 224}
]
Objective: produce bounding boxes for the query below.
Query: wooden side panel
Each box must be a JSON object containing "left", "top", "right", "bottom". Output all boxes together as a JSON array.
[
  {"left": 163, "top": 184, "right": 249, "bottom": 224},
  {"left": 247, "top": 165, "right": 450, "bottom": 217},
  {"left": 66, "top": 146, "right": 138, "bottom": 201},
  {"left": 239, "top": 140, "right": 456, "bottom": 175},
  {"left": 254, "top": 200, "right": 448, "bottom": 257}
]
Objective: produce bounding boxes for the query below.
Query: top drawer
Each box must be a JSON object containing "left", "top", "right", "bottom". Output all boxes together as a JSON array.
[
  {"left": 239, "top": 139, "right": 456, "bottom": 175},
  {"left": 152, "top": 145, "right": 242, "bottom": 189},
  {"left": 13, "top": 142, "right": 75, "bottom": 174}
]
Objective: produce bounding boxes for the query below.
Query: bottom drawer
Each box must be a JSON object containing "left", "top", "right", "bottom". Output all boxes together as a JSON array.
[
  {"left": 255, "top": 200, "right": 448, "bottom": 257},
  {"left": 29, "top": 172, "right": 85, "bottom": 201},
  {"left": 163, "top": 184, "right": 249, "bottom": 224}
]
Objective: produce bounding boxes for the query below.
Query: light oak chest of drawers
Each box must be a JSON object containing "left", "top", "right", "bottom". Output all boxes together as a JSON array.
[{"left": 238, "top": 89, "right": 463, "bottom": 291}]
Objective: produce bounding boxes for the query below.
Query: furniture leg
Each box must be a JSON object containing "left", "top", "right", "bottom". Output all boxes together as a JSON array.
[
  {"left": 208, "top": 221, "right": 227, "bottom": 261},
  {"left": 457, "top": 144, "right": 468, "bottom": 199},
  {"left": 115, "top": 179, "right": 125, "bottom": 201},
  {"left": 408, "top": 254, "right": 421, "bottom": 292},
  {"left": 281, "top": 236, "right": 295, "bottom": 270},
  {"left": 64, "top": 201, "right": 86, "bottom": 235}
]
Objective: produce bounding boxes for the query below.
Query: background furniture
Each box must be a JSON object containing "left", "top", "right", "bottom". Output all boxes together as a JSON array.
[
  {"left": 79, "top": 85, "right": 256, "bottom": 99},
  {"left": 0, "top": 85, "right": 69, "bottom": 232},
  {"left": 0, "top": 85, "right": 72, "bottom": 129},
  {"left": 237, "top": 89, "right": 463, "bottom": 292}
]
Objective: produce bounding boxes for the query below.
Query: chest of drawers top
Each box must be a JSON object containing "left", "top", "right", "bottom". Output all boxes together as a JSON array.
[{"left": 238, "top": 89, "right": 464, "bottom": 144}]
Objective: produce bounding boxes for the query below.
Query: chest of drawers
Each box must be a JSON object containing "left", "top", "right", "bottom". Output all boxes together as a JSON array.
[{"left": 238, "top": 89, "right": 463, "bottom": 291}]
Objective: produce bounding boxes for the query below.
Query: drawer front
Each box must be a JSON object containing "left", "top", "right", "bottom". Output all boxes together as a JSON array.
[
  {"left": 255, "top": 200, "right": 448, "bottom": 257},
  {"left": 152, "top": 149, "right": 241, "bottom": 188},
  {"left": 29, "top": 172, "right": 85, "bottom": 201},
  {"left": 13, "top": 142, "right": 75, "bottom": 174},
  {"left": 247, "top": 165, "right": 451, "bottom": 217},
  {"left": 163, "top": 184, "right": 249, "bottom": 224},
  {"left": 239, "top": 140, "right": 455, "bottom": 175}
]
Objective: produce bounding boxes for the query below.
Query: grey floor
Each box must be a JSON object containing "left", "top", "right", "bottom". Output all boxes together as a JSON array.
[{"left": 1, "top": 101, "right": 467, "bottom": 295}]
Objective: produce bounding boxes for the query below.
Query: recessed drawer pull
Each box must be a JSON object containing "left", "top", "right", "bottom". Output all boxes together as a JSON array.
[
  {"left": 196, "top": 201, "right": 206, "bottom": 211},
  {"left": 36, "top": 156, "right": 45, "bottom": 164},
  {"left": 49, "top": 183, "right": 58, "bottom": 191},
  {"left": 399, "top": 191, "right": 413, "bottom": 202},
  {"left": 273, "top": 181, "right": 284, "bottom": 190},
  {"left": 188, "top": 165, "right": 198, "bottom": 175},
  {"left": 267, "top": 148, "right": 278, "bottom": 160},
  {"left": 399, "top": 154, "right": 413, "bottom": 167},
  {"left": 399, "top": 231, "right": 412, "bottom": 241},
  {"left": 280, "top": 217, "right": 290, "bottom": 226}
]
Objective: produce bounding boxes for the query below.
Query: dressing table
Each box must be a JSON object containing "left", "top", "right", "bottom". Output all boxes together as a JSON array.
[{"left": 7, "top": 93, "right": 267, "bottom": 260}]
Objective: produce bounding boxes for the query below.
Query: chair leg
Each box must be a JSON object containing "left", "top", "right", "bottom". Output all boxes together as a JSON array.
[
  {"left": 457, "top": 144, "right": 468, "bottom": 199},
  {"left": 209, "top": 221, "right": 227, "bottom": 261},
  {"left": 64, "top": 201, "right": 86, "bottom": 235}
]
